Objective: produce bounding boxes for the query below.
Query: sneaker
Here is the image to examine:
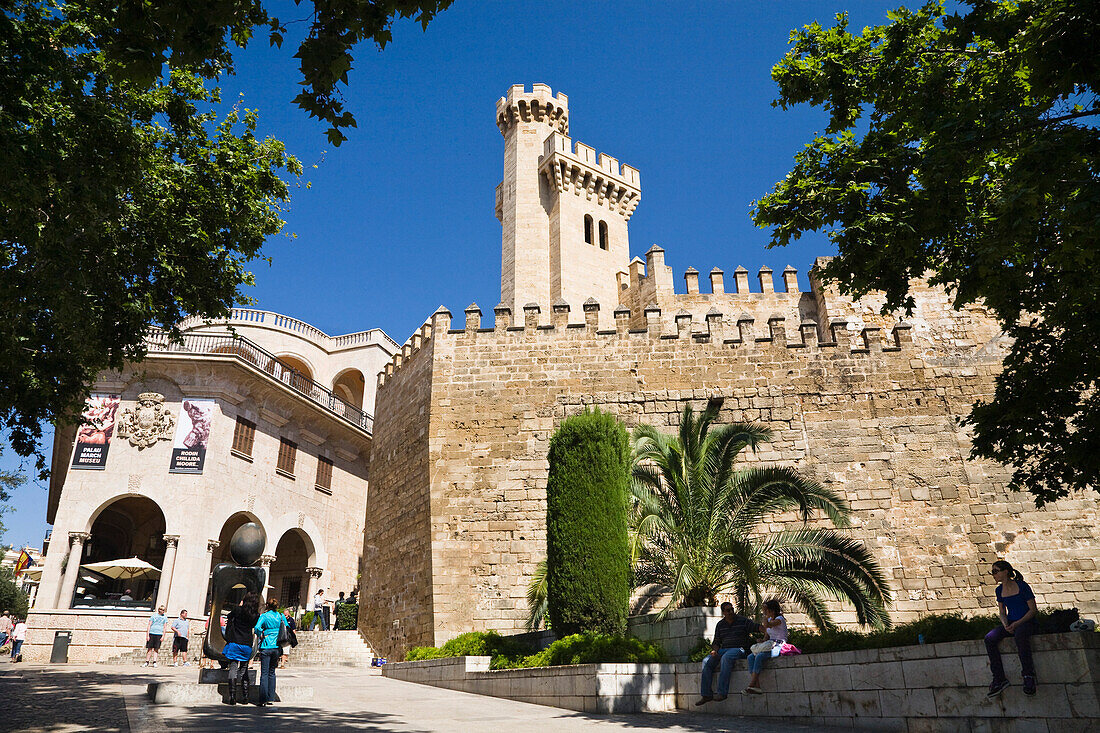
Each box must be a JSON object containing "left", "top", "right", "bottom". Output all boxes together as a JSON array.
[
  {"left": 1023, "top": 676, "right": 1036, "bottom": 696},
  {"left": 987, "top": 679, "right": 1010, "bottom": 698},
  {"left": 744, "top": 686, "right": 763, "bottom": 695},
  {"left": 152, "top": 662, "right": 157, "bottom": 668},
  {"left": 140, "top": 662, "right": 150, "bottom": 668},
  {"left": 694, "top": 696, "right": 713, "bottom": 706},
  {"left": 182, "top": 662, "right": 190, "bottom": 667}
]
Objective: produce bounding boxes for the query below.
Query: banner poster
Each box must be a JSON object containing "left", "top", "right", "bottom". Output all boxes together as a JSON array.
[
  {"left": 71, "top": 394, "right": 121, "bottom": 469},
  {"left": 169, "top": 399, "right": 216, "bottom": 474}
]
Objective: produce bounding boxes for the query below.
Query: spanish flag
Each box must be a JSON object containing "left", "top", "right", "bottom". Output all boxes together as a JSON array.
[{"left": 12, "top": 549, "right": 34, "bottom": 578}]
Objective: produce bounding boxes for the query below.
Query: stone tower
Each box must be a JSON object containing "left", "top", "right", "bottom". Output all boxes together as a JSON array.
[{"left": 495, "top": 84, "right": 641, "bottom": 321}]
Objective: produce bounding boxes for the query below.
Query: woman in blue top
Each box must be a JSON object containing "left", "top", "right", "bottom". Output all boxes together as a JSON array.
[
  {"left": 985, "top": 560, "right": 1038, "bottom": 698},
  {"left": 254, "top": 598, "right": 286, "bottom": 706}
]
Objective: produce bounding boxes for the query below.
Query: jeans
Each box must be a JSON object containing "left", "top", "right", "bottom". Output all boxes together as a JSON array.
[
  {"left": 10, "top": 640, "right": 23, "bottom": 659},
  {"left": 258, "top": 648, "right": 279, "bottom": 703},
  {"left": 747, "top": 644, "right": 782, "bottom": 675},
  {"left": 986, "top": 621, "right": 1035, "bottom": 681},
  {"left": 700, "top": 647, "right": 747, "bottom": 697},
  {"left": 311, "top": 609, "right": 328, "bottom": 631}
]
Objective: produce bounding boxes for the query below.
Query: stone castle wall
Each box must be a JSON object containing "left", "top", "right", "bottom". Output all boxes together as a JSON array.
[
  {"left": 359, "top": 324, "right": 438, "bottom": 654},
  {"left": 360, "top": 285, "right": 1100, "bottom": 659}
]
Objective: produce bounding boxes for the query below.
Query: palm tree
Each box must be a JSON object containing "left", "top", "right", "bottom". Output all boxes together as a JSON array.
[{"left": 630, "top": 403, "right": 892, "bottom": 630}]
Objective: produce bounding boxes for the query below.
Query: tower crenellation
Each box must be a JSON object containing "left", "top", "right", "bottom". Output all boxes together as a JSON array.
[
  {"left": 496, "top": 83, "right": 569, "bottom": 137},
  {"left": 497, "top": 84, "right": 639, "bottom": 325}
]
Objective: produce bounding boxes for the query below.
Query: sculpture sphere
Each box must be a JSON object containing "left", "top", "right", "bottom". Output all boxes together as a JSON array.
[{"left": 229, "top": 522, "right": 266, "bottom": 566}]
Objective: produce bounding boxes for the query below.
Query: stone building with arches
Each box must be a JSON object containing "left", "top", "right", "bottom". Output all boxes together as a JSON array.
[{"left": 24, "top": 311, "right": 396, "bottom": 662}]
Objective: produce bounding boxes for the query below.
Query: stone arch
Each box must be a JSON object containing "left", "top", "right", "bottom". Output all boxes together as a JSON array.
[
  {"left": 274, "top": 353, "right": 314, "bottom": 382},
  {"left": 205, "top": 510, "right": 268, "bottom": 614},
  {"left": 78, "top": 494, "right": 168, "bottom": 606},
  {"left": 268, "top": 529, "right": 312, "bottom": 608},
  {"left": 267, "top": 511, "right": 325, "bottom": 568},
  {"left": 332, "top": 368, "right": 366, "bottom": 410},
  {"left": 210, "top": 511, "right": 267, "bottom": 567}
]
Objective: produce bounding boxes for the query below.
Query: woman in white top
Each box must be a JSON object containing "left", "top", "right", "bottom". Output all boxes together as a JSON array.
[
  {"left": 10, "top": 618, "right": 27, "bottom": 662},
  {"left": 744, "top": 600, "right": 787, "bottom": 694}
]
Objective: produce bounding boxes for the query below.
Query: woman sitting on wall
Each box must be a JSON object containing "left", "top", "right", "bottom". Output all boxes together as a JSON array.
[
  {"left": 985, "top": 560, "right": 1038, "bottom": 698},
  {"left": 743, "top": 599, "right": 787, "bottom": 695}
]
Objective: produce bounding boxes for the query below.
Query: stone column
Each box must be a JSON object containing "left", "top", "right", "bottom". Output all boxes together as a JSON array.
[
  {"left": 154, "top": 535, "right": 180, "bottom": 611},
  {"left": 259, "top": 555, "right": 277, "bottom": 601},
  {"left": 57, "top": 532, "right": 91, "bottom": 610},
  {"left": 199, "top": 540, "right": 220, "bottom": 619},
  {"left": 304, "top": 567, "right": 323, "bottom": 611}
]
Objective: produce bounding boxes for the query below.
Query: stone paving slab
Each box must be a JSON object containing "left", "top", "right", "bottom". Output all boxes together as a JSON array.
[{"left": 0, "top": 658, "right": 835, "bottom": 732}]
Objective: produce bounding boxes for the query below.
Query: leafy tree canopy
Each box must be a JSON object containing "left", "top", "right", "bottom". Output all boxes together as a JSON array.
[
  {"left": 753, "top": 1, "right": 1099, "bottom": 505},
  {"left": 1, "top": 0, "right": 301, "bottom": 474},
  {"left": 69, "top": 0, "right": 455, "bottom": 145}
]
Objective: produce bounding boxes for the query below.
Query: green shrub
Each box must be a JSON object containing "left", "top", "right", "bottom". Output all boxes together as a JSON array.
[
  {"left": 301, "top": 611, "right": 314, "bottom": 629},
  {"left": 405, "top": 631, "right": 537, "bottom": 669},
  {"left": 546, "top": 409, "right": 631, "bottom": 636},
  {"left": 789, "top": 610, "right": 1073, "bottom": 655},
  {"left": 687, "top": 637, "right": 712, "bottom": 663},
  {"left": 336, "top": 602, "right": 358, "bottom": 630},
  {"left": 404, "top": 630, "right": 663, "bottom": 669},
  {"left": 526, "top": 633, "right": 666, "bottom": 667}
]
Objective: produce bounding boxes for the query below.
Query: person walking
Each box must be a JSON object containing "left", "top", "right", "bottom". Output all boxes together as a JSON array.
[
  {"left": 744, "top": 600, "right": 788, "bottom": 694},
  {"left": 279, "top": 609, "right": 297, "bottom": 669},
  {"left": 986, "top": 560, "right": 1039, "bottom": 698},
  {"left": 223, "top": 593, "right": 262, "bottom": 705},
  {"left": 334, "top": 592, "right": 346, "bottom": 630},
  {"left": 171, "top": 610, "right": 191, "bottom": 666},
  {"left": 0, "top": 610, "right": 11, "bottom": 649},
  {"left": 10, "top": 617, "right": 27, "bottom": 662},
  {"left": 696, "top": 602, "right": 761, "bottom": 705},
  {"left": 310, "top": 588, "right": 328, "bottom": 631},
  {"left": 142, "top": 605, "right": 168, "bottom": 667},
  {"left": 254, "top": 598, "right": 287, "bottom": 706}
]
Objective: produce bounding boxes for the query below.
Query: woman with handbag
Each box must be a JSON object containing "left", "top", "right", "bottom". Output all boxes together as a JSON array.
[
  {"left": 744, "top": 600, "right": 788, "bottom": 695},
  {"left": 279, "top": 609, "right": 298, "bottom": 668},
  {"left": 254, "top": 598, "right": 288, "bottom": 706}
]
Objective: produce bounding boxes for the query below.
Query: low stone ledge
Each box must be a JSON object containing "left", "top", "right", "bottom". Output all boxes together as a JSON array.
[{"left": 384, "top": 633, "right": 1098, "bottom": 728}]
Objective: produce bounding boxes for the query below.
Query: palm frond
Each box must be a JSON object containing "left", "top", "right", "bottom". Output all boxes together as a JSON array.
[{"left": 525, "top": 559, "right": 549, "bottom": 632}]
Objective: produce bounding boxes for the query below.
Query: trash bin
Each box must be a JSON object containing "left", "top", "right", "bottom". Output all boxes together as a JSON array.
[{"left": 50, "top": 630, "right": 72, "bottom": 663}]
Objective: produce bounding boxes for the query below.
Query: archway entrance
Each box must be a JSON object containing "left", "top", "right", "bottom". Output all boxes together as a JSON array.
[
  {"left": 206, "top": 512, "right": 263, "bottom": 614},
  {"left": 269, "top": 529, "right": 312, "bottom": 611},
  {"left": 78, "top": 496, "right": 166, "bottom": 607}
]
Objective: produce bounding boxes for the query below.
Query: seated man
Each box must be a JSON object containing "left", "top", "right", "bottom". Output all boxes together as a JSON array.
[{"left": 697, "top": 601, "right": 761, "bottom": 705}]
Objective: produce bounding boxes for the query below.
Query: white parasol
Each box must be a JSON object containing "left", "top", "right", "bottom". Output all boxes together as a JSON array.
[{"left": 81, "top": 557, "right": 161, "bottom": 581}]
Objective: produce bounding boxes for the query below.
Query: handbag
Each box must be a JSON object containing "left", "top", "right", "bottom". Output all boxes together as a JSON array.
[
  {"left": 276, "top": 618, "right": 289, "bottom": 647},
  {"left": 778, "top": 642, "right": 801, "bottom": 656},
  {"left": 288, "top": 628, "right": 299, "bottom": 648},
  {"left": 750, "top": 640, "right": 775, "bottom": 654}
]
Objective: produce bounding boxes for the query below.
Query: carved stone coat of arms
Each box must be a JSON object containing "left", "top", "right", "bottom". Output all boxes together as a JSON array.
[{"left": 117, "top": 392, "right": 175, "bottom": 449}]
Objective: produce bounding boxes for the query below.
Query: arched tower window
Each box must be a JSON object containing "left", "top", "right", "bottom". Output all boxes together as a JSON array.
[
  {"left": 598, "top": 220, "right": 609, "bottom": 250},
  {"left": 584, "top": 214, "right": 594, "bottom": 245}
]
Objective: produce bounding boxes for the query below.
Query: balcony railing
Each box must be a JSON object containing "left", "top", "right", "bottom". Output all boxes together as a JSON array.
[{"left": 146, "top": 331, "right": 374, "bottom": 434}]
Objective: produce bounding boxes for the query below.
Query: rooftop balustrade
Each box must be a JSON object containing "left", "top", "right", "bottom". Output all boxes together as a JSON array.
[{"left": 146, "top": 331, "right": 374, "bottom": 434}]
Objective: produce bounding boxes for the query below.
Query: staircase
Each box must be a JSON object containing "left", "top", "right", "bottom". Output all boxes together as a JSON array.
[
  {"left": 101, "top": 630, "right": 378, "bottom": 669},
  {"left": 287, "top": 630, "right": 378, "bottom": 669}
]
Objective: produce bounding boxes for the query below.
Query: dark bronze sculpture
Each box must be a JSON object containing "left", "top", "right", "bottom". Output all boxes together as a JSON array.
[{"left": 202, "top": 522, "right": 266, "bottom": 663}]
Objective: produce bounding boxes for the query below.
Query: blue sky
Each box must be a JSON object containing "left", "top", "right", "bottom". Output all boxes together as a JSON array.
[{"left": 1, "top": 1, "right": 902, "bottom": 549}]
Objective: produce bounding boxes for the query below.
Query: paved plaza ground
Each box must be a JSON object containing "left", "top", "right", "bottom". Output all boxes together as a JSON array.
[{"left": 0, "top": 658, "right": 834, "bottom": 733}]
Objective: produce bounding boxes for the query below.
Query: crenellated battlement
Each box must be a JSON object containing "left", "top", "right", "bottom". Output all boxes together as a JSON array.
[
  {"left": 496, "top": 83, "right": 569, "bottom": 137},
  {"left": 376, "top": 298, "right": 915, "bottom": 389},
  {"left": 539, "top": 132, "right": 641, "bottom": 220}
]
